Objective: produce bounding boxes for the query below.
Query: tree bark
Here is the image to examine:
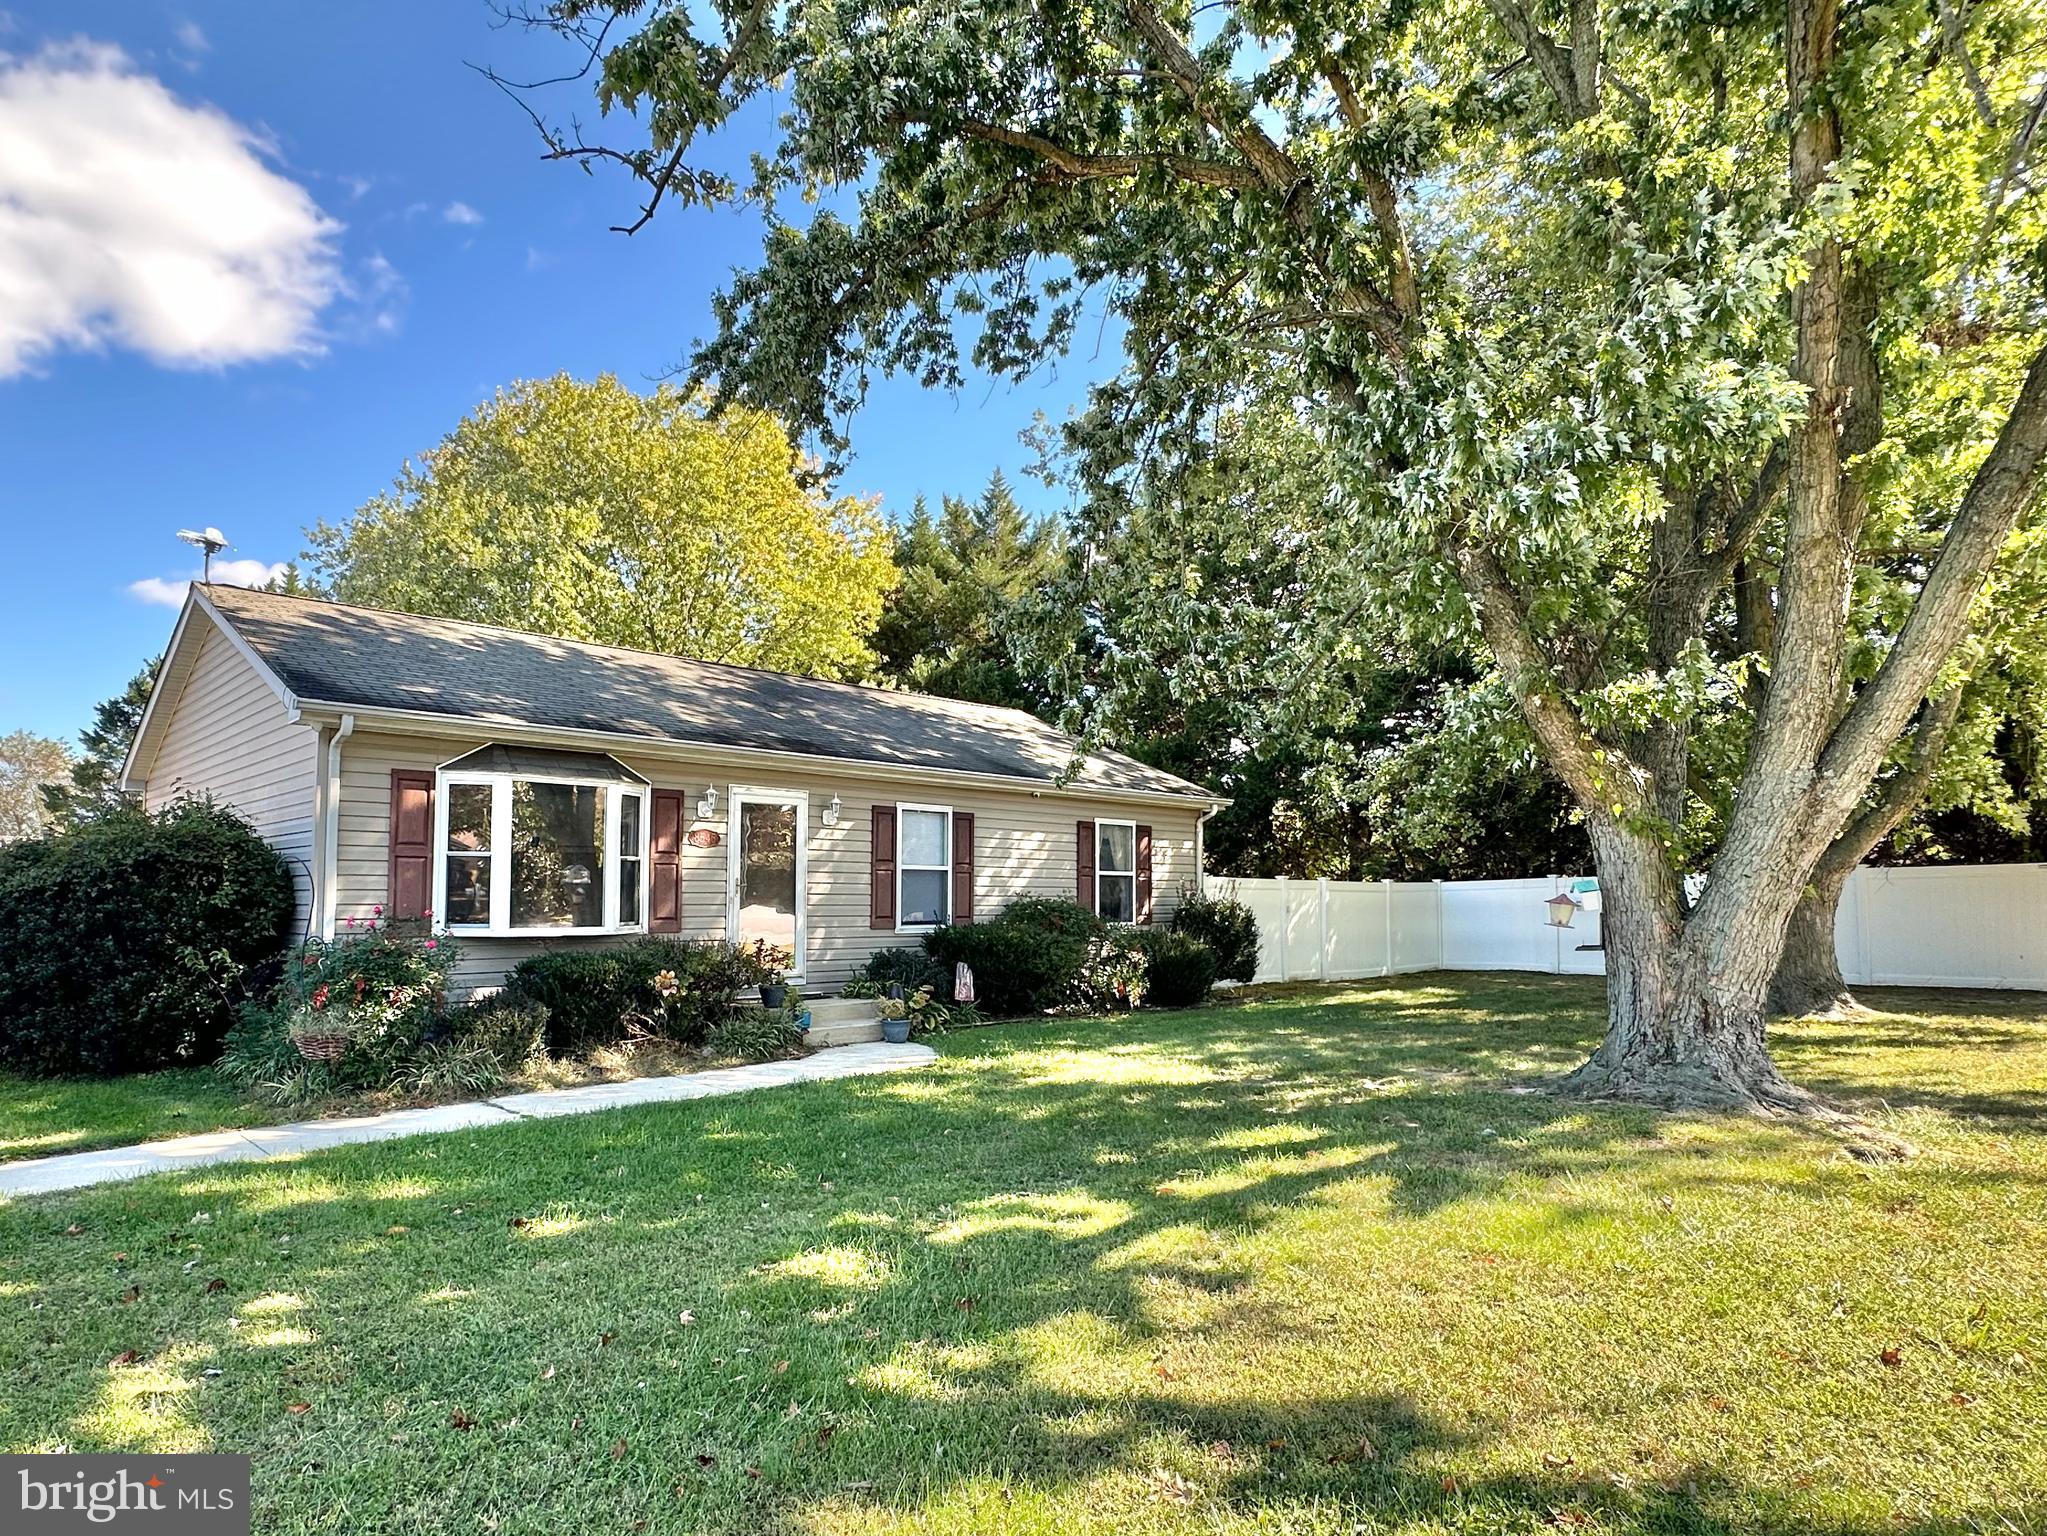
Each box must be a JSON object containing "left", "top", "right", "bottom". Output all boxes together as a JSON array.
[{"left": 1767, "top": 690, "right": 1965, "bottom": 1016}]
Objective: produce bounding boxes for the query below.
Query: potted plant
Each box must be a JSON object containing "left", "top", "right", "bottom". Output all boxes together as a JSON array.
[
  {"left": 876, "top": 996, "right": 912, "bottom": 1044},
  {"left": 749, "top": 940, "right": 794, "bottom": 1010}
]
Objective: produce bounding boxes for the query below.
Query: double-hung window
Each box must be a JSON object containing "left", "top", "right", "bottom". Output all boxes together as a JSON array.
[
  {"left": 434, "top": 747, "right": 650, "bottom": 937},
  {"left": 1096, "top": 819, "right": 1138, "bottom": 923},
  {"left": 897, "top": 803, "right": 952, "bottom": 930}
]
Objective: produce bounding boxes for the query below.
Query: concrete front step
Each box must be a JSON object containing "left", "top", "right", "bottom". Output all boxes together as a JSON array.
[{"left": 799, "top": 995, "right": 884, "bottom": 1048}]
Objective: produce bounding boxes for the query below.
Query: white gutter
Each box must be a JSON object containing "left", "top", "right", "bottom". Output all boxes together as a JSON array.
[
  {"left": 319, "top": 713, "right": 356, "bottom": 940},
  {"left": 288, "top": 699, "right": 1228, "bottom": 815}
]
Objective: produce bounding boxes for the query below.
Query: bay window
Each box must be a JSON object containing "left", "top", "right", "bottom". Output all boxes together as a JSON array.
[{"left": 433, "top": 747, "right": 650, "bottom": 936}]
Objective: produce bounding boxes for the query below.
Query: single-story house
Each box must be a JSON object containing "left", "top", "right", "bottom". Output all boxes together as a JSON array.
[{"left": 122, "top": 585, "right": 1223, "bottom": 994}]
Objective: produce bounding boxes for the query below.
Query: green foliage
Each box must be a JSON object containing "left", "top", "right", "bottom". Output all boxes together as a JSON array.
[
  {"left": 873, "top": 471, "right": 1065, "bottom": 709},
  {"left": 436, "top": 996, "right": 549, "bottom": 1070},
  {"left": 220, "top": 920, "right": 456, "bottom": 1101},
  {"left": 706, "top": 1009, "right": 805, "bottom": 1062},
  {"left": 1133, "top": 929, "right": 1220, "bottom": 1008},
  {"left": 304, "top": 374, "right": 897, "bottom": 680},
  {"left": 923, "top": 898, "right": 1102, "bottom": 1017},
  {"left": 843, "top": 946, "right": 948, "bottom": 999},
  {"left": 0, "top": 800, "right": 295, "bottom": 1077},
  {"left": 41, "top": 656, "right": 159, "bottom": 830},
  {"left": 504, "top": 937, "right": 756, "bottom": 1053},
  {"left": 1073, "top": 928, "right": 1149, "bottom": 1013},
  {"left": 0, "top": 730, "right": 71, "bottom": 843},
  {"left": 1170, "top": 893, "right": 1260, "bottom": 985}
]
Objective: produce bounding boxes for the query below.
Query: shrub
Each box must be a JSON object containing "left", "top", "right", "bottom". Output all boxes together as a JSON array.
[
  {"left": 1171, "top": 892, "right": 1260, "bottom": 983},
  {"left": 925, "top": 896, "right": 1102, "bottom": 1017},
  {"left": 707, "top": 1009, "right": 804, "bottom": 1061},
  {"left": 220, "top": 919, "right": 455, "bottom": 1099},
  {"left": 1134, "top": 930, "right": 1221, "bottom": 1008},
  {"left": 1073, "top": 929, "right": 1149, "bottom": 1012},
  {"left": 843, "top": 946, "right": 947, "bottom": 998},
  {"left": 438, "top": 995, "right": 548, "bottom": 1068},
  {"left": 0, "top": 799, "right": 296, "bottom": 1076},
  {"left": 504, "top": 937, "right": 756, "bottom": 1053}
]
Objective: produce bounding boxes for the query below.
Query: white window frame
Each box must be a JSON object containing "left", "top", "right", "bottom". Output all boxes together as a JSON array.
[
  {"left": 726, "top": 786, "right": 810, "bottom": 981},
  {"left": 432, "top": 769, "right": 650, "bottom": 939},
  {"left": 1096, "top": 817, "right": 1139, "bottom": 924},
  {"left": 895, "top": 801, "right": 954, "bottom": 934}
]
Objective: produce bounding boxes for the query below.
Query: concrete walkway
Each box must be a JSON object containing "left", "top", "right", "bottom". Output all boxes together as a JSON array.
[{"left": 0, "top": 1041, "right": 938, "bottom": 1199}]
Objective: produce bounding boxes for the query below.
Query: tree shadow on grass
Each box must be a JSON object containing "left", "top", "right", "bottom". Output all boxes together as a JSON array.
[{"left": 6, "top": 975, "right": 2040, "bottom": 1532}]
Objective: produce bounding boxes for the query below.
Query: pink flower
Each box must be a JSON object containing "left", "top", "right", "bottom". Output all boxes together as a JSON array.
[
  {"left": 373, "top": 905, "right": 384, "bottom": 917},
  {"left": 422, "top": 907, "right": 434, "bottom": 921},
  {"left": 345, "top": 916, "right": 357, "bottom": 930},
  {"left": 424, "top": 939, "right": 438, "bottom": 951}
]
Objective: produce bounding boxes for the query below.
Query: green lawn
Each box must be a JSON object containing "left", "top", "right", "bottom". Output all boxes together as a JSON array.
[
  {"left": 2, "top": 974, "right": 2043, "bottom": 1535},
  {"left": 0, "top": 1067, "right": 291, "bottom": 1163}
]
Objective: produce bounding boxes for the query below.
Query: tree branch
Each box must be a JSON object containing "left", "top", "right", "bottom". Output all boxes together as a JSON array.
[
  {"left": 1813, "top": 688, "right": 1964, "bottom": 881},
  {"left": 1814, "top": 340, "right": 2047, "bottom": 807},
  {"left": 925, "top": 116, "right": 1263, "bottom": 190},
  {"left": 1482, "top": 0, "right": 1586, "bottom": 119},
  {"left": 1454, "top": 541, "right": 1650, "bottom": 819}
]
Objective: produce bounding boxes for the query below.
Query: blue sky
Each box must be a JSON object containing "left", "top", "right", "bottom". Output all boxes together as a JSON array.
[{"left": 0, "top": 2, "right": 1110, "bottom": 742}]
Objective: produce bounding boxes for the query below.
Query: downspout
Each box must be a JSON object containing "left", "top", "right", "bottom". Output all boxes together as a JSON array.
[
  {"left": 320, "top": 713, "right": 356, "bottom": 941},
  {"left": 1196, "top": 803, "right": 1221, "bottom": 898}
]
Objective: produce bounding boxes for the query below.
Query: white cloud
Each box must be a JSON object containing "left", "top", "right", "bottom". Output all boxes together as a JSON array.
[
  {"left": 171, "top": 18, "right": 209, "bottom": 61},
  {"left": 442, "top": 200, "right": 483, "bottom": 226},
  {"left": 0, "top": 41, "right": 341, "bottom": 377},
  {"left": 129, "top": 557, "right": 289, "bottom": 608}
]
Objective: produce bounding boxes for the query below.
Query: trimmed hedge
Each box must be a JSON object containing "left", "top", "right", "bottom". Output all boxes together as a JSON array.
[
  {"left": 1171, "top": 893, "right": 1260, "bottom": 983},
  {"left": 0, "top": 800, "right": 295, "bottom": 1076}
]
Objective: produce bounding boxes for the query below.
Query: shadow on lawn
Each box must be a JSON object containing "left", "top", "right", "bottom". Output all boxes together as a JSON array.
[{"left": 18, "top": 975, "right": 2040, "bottom": 1534}]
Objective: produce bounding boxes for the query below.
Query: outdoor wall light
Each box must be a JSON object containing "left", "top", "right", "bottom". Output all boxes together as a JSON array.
[
  {"left": 696, "top": 785, "right": 719, "bottom": 820},
  {"left": 821, "top": 792, "right": 842, "bottom": 827}
]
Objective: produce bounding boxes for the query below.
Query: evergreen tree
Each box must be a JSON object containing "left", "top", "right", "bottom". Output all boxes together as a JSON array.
[
  {"left": 41, "top": 657, "right": 160, "bottom": 829},
  {"left": 873, "top": 471, "right": 1064, "bottom": 709}
]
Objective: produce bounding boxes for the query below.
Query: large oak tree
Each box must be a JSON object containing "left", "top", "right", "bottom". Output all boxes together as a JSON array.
[{"left": 503, "top": 0, "right": 2047, "bottom": 1112}]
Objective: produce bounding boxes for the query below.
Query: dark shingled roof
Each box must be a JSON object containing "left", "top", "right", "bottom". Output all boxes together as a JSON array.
[{"left": 200, "top": 586, "right": 1213, "bottom": 801}]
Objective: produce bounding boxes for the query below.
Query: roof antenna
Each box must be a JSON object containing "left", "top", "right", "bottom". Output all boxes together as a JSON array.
[{"left": 176, "top": 527, "right": 229, "bottom": 583}]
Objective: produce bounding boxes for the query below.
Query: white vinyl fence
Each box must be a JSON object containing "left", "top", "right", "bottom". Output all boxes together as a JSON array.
[{"left": 1211, "top": 863, "right": 2047, "bottom": 992}]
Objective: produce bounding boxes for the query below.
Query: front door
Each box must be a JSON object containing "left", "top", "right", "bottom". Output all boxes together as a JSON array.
[{"left": 728, "top": 791, "right": 807, "bottom": 979}]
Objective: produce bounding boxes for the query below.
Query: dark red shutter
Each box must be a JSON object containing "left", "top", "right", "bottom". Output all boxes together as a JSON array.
[
  {"left": 871, "top": 805, "right": 897, "bottom": 929},
  {"left": 649, "top": 788, "right": 685, "bottom": 933},
  {"left": 951, "top": 812, "right": 975, "bottom": 924},
  {"left": 1136, "top": 824, "right": 1155, "bottom": 924},
  {"left": 1076, "top": 819, "right": 1096, "bottom": 912},
  {"left": 389, "top": 769, "right": 434, "bottom": 922}
]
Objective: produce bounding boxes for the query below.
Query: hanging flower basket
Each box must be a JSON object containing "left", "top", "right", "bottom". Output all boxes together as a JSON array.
[{"left": 292, "top": 1032, "right": 351, "bottom": 1062}]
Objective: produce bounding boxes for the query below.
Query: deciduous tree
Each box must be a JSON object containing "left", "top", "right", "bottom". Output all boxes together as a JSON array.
[
  {"left": 502, "top": 0, "right": 2047, "bottom": 1113},
  {"left": 305, "top": 374, "right": 896, "bottom": 679},
  {"left": 0, "top": 731, "right": 71, "bottom": 843}
]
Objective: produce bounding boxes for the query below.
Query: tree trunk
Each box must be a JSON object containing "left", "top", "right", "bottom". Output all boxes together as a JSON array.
[
  {"left": 1768, "top": 865, "right": 1855, "bottom": 1017},
  {"left": 1559, "top": 821, "right": 1828, "bottom": 1115}
]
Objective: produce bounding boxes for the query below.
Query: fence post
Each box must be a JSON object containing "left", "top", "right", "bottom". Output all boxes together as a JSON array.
[
  {"left": 1382, "top": 878, "right": 1394, "bottom": 977},
  {"left": 1276, "top": 875, "right": 1290, "bottom": 983},
  {"left": 1316, "top": 878, "right": 1330, "bottom": 981}
]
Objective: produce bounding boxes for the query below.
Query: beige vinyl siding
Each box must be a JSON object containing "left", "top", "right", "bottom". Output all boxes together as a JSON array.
[
  {"left": 141, "top": 624, "right": 319, "bottom": 927},
  {"left": 330, "top": 726, "right": 1205, "bottom": 997}
]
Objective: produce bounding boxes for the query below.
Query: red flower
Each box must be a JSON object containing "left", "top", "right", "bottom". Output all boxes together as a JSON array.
[{"left": 311, "top": 984, "right": 329, "bottom": 1011}]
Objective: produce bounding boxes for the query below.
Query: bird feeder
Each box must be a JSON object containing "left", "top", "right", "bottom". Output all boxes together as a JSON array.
[{"left": 1544, "top": 890, "right": 1582, "bottom": 929}]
